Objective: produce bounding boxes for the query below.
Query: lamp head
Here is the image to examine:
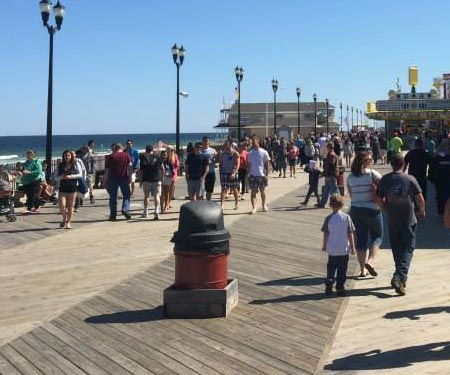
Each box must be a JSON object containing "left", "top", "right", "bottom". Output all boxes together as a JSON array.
[
  {"left": 271, "top": 79, "right": 278, "bottom": 92},
  {"left": 178, "top": 45, "right": 185, "bottom": 65},
  {"left": 39, "top": 0, "right": 52, "bottom": 26},
  {"left": 313, "top": 93, "right": 317, "bottom": 101},
  {"left": 171, "top": 44, "right": 179, "bottom": 64},
  {"left": 296, "top": 87, "right": 301, "bottom": 97},
  {"left": 53, "top": 1, "right": 65, "bottom": 30}
]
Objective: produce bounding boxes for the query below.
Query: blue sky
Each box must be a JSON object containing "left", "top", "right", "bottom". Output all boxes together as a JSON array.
[{"left": 2, "top": 0, "right": 450, "bottom": 136}]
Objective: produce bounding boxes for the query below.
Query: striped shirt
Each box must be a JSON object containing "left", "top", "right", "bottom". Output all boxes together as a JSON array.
[{"left": 347, "top": 169, "right": 382, "bottom": 210}]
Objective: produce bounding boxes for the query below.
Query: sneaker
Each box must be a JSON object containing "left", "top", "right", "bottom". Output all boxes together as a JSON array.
[
  {"left": 121, "top": 210, "right": 131, "bottom": 220},
  {"left": 391, "top": 276, "right": 406, "bottom": 296},
  {"left": 336, "top": 287, "right": 347, "bottom": 297},
  {"left": 154, "top": 213, "right": 160, "bottom": 220},
  {"left": 325, "top": 280, "right": 333, "bottom": 295},
  {"left": 314, "top": 203, "right": 324, "bottom": 208},
  {"left": 141, "top": 209, "right": 148, "bottom": 218},
  {"left": 108, "top": 215, "right": 117, "bottom": 221},
  {"left": 262, "top": 205, "right": 269, "bottom": 212},
  {"left": 90, "top": 195, "right": 95, "bottom": 204},
  {"left": 300, "top": 201, "right": 308, "bottom": 206}
]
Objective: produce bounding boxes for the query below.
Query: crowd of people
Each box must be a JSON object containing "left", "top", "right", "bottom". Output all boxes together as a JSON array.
[{"left": 3, "top": 128, "right": 450, "bottom": 298}]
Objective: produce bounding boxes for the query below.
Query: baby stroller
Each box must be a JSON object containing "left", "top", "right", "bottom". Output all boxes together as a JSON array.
[{"left": 0, "top": 171, "right": 16, "bottom": 222}]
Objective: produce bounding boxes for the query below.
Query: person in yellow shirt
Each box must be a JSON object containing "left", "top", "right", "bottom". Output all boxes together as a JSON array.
[{"left": 389, "top": 132, "right": 403, "bottom": 153}]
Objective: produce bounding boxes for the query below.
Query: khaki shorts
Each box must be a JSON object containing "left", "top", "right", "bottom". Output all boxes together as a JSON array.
[
  {"left": 87, "top": 173, "right": 94, "bottom": 189},
  {"left": 142, "top": 181, "right": 161, "bottom": 196},
  {"left": 131, "top": 172, "right": 137, "bottom": 183}
]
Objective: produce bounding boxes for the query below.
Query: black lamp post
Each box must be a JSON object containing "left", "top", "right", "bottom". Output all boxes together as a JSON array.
[
  {"left": 39, "top": 0, "right": 65, "bottom": 182},
  {"left": 340, "top": 102, "right": 343, "bottom": 132},
  {"left": 325, "top": 98, "right": 329, "bottom": 135},
  {"left": 271, "top": 79, "right": 278, "bottom": 135},
  {"left": 351, "top": 106, "right": 354, "bottom": 131},
  {"left": 346, "top": 105, "right": 349, "bottom": 133},
  {"left": 356, "top": 108, "right": 359, "bottom": 131},
  {"left": 296, "top": 87, "right": 301, "bottom": 135},
  {"left": 360, "top": 109, "right": 363, "bottom": 128},
  {"left": 172, "top": 43, "right": 186, "bottom": 156},
  {"left": 235, "top": 66, "right": 244, "bottom": 142},
  {"left": 313, "top": 93, "right": 317, "bottom": 135}
]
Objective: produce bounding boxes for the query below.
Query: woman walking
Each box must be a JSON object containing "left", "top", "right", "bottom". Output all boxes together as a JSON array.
[
  {"left": 160, "top": 150, "right": 174, "bottom": 213},
  {"left": 166, "top": 147, "right": 179, "bottom": 208},
  {"left": 55, "top": 150, "right": 82, "bottom": 229},
  {"left": 347, "top": 152, "right": 383, "bottom": 278},
  {"left": 20, "top": 149, "right": 43, "bottom": 213},
  {"left": 343, "top": 138, "right": 353, "bottom": 168}
]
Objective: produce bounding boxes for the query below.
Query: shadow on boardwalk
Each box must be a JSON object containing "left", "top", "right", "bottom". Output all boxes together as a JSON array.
[{"left": 324, "top": 341, "right": 450, "bottom": 371}]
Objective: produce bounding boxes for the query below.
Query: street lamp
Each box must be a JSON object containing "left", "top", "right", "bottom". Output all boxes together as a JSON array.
[
  {"left": 360, "top": 109, "right": 364, "bottom": 128},
  {"left": 235, "top": 66, "right": 244, "bottom": 142},
  {"left": 340, "top": 102, "right": 343, "bottom": 132},
  {"left": 296, "top": 87, "right": 301, "bottom": 135},
  {"left": 313, "top": 93, "right": 317, "bottom": 135},
  {"left": 351, "top": 106, "right": 354, "bottom": 131},
  {"left": 39, "top": 0, "right": 66, "bottom": 182},
  {"left": 346, "top": 105, "right": 350, "bottom": 133},
  {"left": 325, "top": 98, "right": 329, "bottom": 135},
  {"left": 356, "top": 108, "right": 359, "bottom": 131},
  {"left": 172, "top": 43, "right": 186, "bottom": 156},
  {"left": 271, "top": 79, "right": 279, "bottom": 135}
]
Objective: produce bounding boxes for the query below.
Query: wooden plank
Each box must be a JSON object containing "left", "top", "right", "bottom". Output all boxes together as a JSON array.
[{"left": 0, "top": 344, "right": 44, "bottom": 375}]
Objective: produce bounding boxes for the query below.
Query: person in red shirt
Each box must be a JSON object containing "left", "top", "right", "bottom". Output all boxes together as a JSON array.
[
  {"left": 287, "top": 141, "right": 299, "bottom": 178},
  {"left": 316, "top": 142, "right": 339, "bottom": 208},
  {"left": 103, "top": 143, "right": 132, "bottom": 221}
]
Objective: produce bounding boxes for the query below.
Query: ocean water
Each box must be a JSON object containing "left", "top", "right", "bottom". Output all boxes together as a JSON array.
[{"left": 0, "top": 132, "right": 221, "bottom": 164}]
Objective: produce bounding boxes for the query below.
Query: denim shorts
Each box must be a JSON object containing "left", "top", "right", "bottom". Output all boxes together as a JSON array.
[{"left": 349, "top": 206, "right": 384, "bottom": 251}]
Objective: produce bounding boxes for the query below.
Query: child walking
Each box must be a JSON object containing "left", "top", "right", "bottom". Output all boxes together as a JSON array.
[
  {"left": 321, "top": 194, "right": 356, "bottom": 296},
  {"left": 301, "top": 160, "right": 322, "bottom": 206}
]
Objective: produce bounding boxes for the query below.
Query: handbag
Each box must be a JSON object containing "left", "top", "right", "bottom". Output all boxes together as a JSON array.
[{"left": 77, "top": 178, "right": 88, "bottom": 194}]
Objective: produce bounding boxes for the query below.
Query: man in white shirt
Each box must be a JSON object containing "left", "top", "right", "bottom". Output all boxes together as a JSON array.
[{"left": 247, "top": 136, "right": 271, "bottom": 214}]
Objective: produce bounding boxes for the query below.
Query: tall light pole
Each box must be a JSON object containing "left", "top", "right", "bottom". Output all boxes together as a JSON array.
[
  {"left": 351, "top": 106, "right": 354, "bottom": 131},
  {"left": 356, "top": 108, "right": 359, "bottom": 131},
  {"left": 39, "top": 0, "right": 66, "bottom": 182},
  {"left": 360, "top": 109, "right": 364, "bottom": 128},
  {"left": 172, "top": 43, "right": 186, "bottom": 156},
  {"left": 235, "top": 66, "right": 244, "bottom": 142},
  {"left": 346, "top": 105, "right": 350, "bottom": 133},
  {"left": 340, "top": 102, "right": 343, "bottom": 132},
  {"left": 271, "top": 79, "right": 278, "bottom": 135},
  {"left": 313, "top": 93, "right": 317, "bottom": 135},
  {"left": 325, "top": 98, "right": 329, "bottom": 135},
  {"left": 296, "top": 87, "right": 301, "bottom": 135}
]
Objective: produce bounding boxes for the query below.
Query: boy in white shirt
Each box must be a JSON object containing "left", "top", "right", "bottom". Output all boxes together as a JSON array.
[{"left": 321, "top": 194, "right": 356, "bottom": 296}]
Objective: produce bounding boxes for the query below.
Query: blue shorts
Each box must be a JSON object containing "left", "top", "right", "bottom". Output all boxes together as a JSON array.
[{"left": 349, "top": 206, "right": 383, "bottom": 251}]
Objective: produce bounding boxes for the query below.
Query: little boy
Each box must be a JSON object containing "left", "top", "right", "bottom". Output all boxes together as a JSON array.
[
  {"left": 321, "top": 194, "right": 356, "bottom": 296},
  {"left": 301, "top": 160, "right": 322, "bottom": 206}
]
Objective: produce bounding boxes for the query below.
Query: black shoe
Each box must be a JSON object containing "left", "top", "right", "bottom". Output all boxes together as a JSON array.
[
  {"left": 391, "top": 276, "right": 406, "bottom": 296},
  {"left": 122, "top": 210, "right": 131, "bottom": 220},
  {"left": 108, "top": 215, "right": 116, "bottom": 221},
  {"left": 314, "top": 203, "right": 324, "bottom": 208},
  {"left": 325, "top": 280, "right": 333, "bottom": 295},
  {"left": 365, "top": 263, "right": 378, "bottom": 277},
  {"left": 336, "top": 287, "right": 347, "bottom": 297},
  {"left": 90, "top": 195, "right": 95, "bottom": 204}
]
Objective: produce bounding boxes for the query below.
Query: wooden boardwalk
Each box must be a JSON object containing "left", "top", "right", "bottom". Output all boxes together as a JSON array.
[
  {"left": 1, "top": 164, "right": 449, "bottom": 374},
  {"left": 0, "top": 170, "right": 356, "bottom": 374}
]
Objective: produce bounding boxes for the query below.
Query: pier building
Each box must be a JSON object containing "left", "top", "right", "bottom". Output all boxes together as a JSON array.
[
  {"left": 216, "top": 101, "right": 340, "bottom": 140},
  {"left": 366, "top": 66, "right": 450, "bottom": 140}
]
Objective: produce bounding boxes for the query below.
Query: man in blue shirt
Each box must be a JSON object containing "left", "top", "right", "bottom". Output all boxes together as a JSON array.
[{"left": 125, "top": 139, "right": 140, "bottom": 197}]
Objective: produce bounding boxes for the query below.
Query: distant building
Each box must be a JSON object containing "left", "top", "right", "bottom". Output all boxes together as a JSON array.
[
  {"left": 215, "top": 102, "right": 340, "bottom": 140},
  {"left": 366, "top": 66, "right": 450, "bottom": 138}
]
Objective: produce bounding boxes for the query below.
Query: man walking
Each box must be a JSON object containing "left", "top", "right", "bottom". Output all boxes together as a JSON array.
[
  {"left": 403, "top": 138, "right": 432, "bottom": 199},
  {"left": 247, "top": 136, "right": 271, "bottom": 214},
  {"left": 139, "top": 145, "right": 164, "bottom": 220},
  {"left": 125, "top": 139, "right": 140, "bottom": 197},
  {"left": 219, "top": 140, "right": 240, "bottom": 210},
  {"left": 103, "top": 143, "right": 132, "bottom": 221},
  {"left": 377, "top": 153, "right": 425, "bottom": 296},
  {"left": 185, "top": 142, "right": 208, "bottom": 201},
  {"left": 201, "top": 136, "right": 217, "bottom": 201},
  {"left": 317, "top": 142, "right": 339, "bottom": 208}
]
